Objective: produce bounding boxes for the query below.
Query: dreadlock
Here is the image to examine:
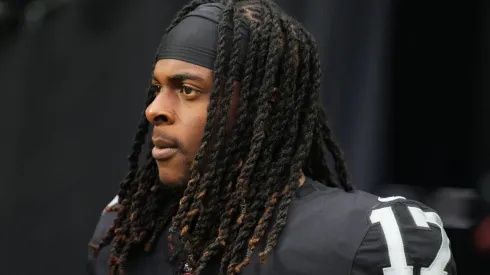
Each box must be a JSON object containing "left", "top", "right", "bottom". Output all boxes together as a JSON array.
[{"left": 91, "top": 0, "right": 353, "bottom": 274}]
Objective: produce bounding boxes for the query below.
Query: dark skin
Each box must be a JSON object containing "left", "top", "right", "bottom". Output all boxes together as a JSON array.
[
  {"left": 147, "top": 58, "right": 242, "bottom": 185},
  {"left": 147, "top": 59, "right": 213, "bottom": 185}
]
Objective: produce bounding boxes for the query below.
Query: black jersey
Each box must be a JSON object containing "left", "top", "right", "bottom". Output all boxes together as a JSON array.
[{"left": 87, "top": 178, "right": 457, "bottom": 275}]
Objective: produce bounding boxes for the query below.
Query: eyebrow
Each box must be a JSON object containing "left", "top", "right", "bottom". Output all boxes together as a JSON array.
[{"left": 152, "top": 73, "right": 205, "bottom": 83}]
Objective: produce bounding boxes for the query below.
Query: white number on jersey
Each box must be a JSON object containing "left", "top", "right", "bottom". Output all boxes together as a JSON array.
[{"left": 369, "top": 197, "right": 452, "bottom": 275}]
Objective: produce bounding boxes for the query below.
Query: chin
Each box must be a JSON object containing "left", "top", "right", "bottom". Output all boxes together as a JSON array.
[
  {"left": 156, "top": 162, "right": 188, "bottom": 186},
  {"left": 158, "top": 171, "right": 185, "bottom": 186}
]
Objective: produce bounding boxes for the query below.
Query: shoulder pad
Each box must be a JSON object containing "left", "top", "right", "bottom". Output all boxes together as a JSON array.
[
  {"left": 351, "top": 196, "right": 457, "bottom": 275},
  {"left": 87, "top": 195, "right": 119, "bottom": 275}
]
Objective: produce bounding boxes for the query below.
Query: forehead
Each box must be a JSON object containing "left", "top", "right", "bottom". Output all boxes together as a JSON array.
[
  {"left": 153, "top": 59, "right": 213, "bottom": 83},
  {"left": 153, "top": 59, "right": 213, "bottom": 80}
]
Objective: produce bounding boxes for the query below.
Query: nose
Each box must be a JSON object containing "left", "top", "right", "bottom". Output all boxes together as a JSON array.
[{"left": 145, "top": 93, "right": 176, "bottom": 126}]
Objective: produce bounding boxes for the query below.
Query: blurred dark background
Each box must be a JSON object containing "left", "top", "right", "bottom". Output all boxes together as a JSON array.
[{"left": 0, "top": 0, "right": 488, "bottom": 274}]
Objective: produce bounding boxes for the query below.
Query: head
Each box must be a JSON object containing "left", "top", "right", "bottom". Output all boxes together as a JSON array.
[{"left": 92, "top": 1, "right": 352, "bottom": 274}]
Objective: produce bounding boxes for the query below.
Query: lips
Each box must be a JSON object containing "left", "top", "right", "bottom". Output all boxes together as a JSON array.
[
  {"left": 152, "top": 147, "right": 178, "bottom": 160},
  {"left": 152, "top": 137, "right": 178, "bottom": 160}
]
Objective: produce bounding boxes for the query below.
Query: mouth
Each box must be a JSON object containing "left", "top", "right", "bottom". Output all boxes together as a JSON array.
[{"left": 152, "top": 137, "right": 179, "bottom": 160}]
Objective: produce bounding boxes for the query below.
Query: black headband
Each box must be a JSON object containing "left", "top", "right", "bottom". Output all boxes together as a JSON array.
[{"left": 157, "top": 3, "right": 249, "bottom": 71}]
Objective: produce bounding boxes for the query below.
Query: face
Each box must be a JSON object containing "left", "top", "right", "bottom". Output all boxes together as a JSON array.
[{"left": 146, "top": 59, "right": 213, "bottom": 185}]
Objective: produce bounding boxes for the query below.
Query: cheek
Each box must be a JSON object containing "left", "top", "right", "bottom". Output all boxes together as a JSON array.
[{"left": 181, "top": 106, "right": 208, "bottom": 155}]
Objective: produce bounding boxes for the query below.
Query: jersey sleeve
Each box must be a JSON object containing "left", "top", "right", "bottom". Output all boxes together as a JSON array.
[
  {"left": 87, "top": 195, "right": 120, "bottom": 275},
  {"left": 351, "top": 196, "right": 457, "bottom": 275}
]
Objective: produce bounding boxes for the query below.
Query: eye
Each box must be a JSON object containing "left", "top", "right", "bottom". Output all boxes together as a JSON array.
[
  {"left": 179, "top": 86, "right": 201, "bottom": 97},
  {"left": 150, "top": 84, "right": 161, "bottom": 95}
]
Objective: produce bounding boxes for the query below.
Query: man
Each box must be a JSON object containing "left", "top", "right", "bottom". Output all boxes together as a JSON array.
[{"left": 87, "top": 0, "right": 458, "bottom": 274}]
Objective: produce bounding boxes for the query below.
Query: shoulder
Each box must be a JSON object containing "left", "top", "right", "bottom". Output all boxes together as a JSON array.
[
  {"left": 288, "top": 180, "right": 381, "bottom": 242},
  {"left": 283, "top": 181, "right": 457, "bottom": 275},
  {"left": 274, "top": 182, "right": 379, "bottom": 274},
  {"left": 352, "top": 196, "right": 457, "bottom": 275},
  {"left": 87, "top": 196, "right": 120, "bottom": 275},
  {"left": 89, "top": 195, "right": 120, "bottom": 246}
]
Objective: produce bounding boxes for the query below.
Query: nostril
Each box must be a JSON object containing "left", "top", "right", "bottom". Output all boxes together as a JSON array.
[
  {"left": 150, "top": 111, "right": 173, "bottom": 125},
  {"left": 155, "top": 114, "right": 168, "bottom": 123}
]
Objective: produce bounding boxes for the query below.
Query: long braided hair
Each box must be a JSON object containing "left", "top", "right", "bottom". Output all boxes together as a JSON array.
[{"left": 91, "top": 0, "right": 352, "bottom": 274}]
